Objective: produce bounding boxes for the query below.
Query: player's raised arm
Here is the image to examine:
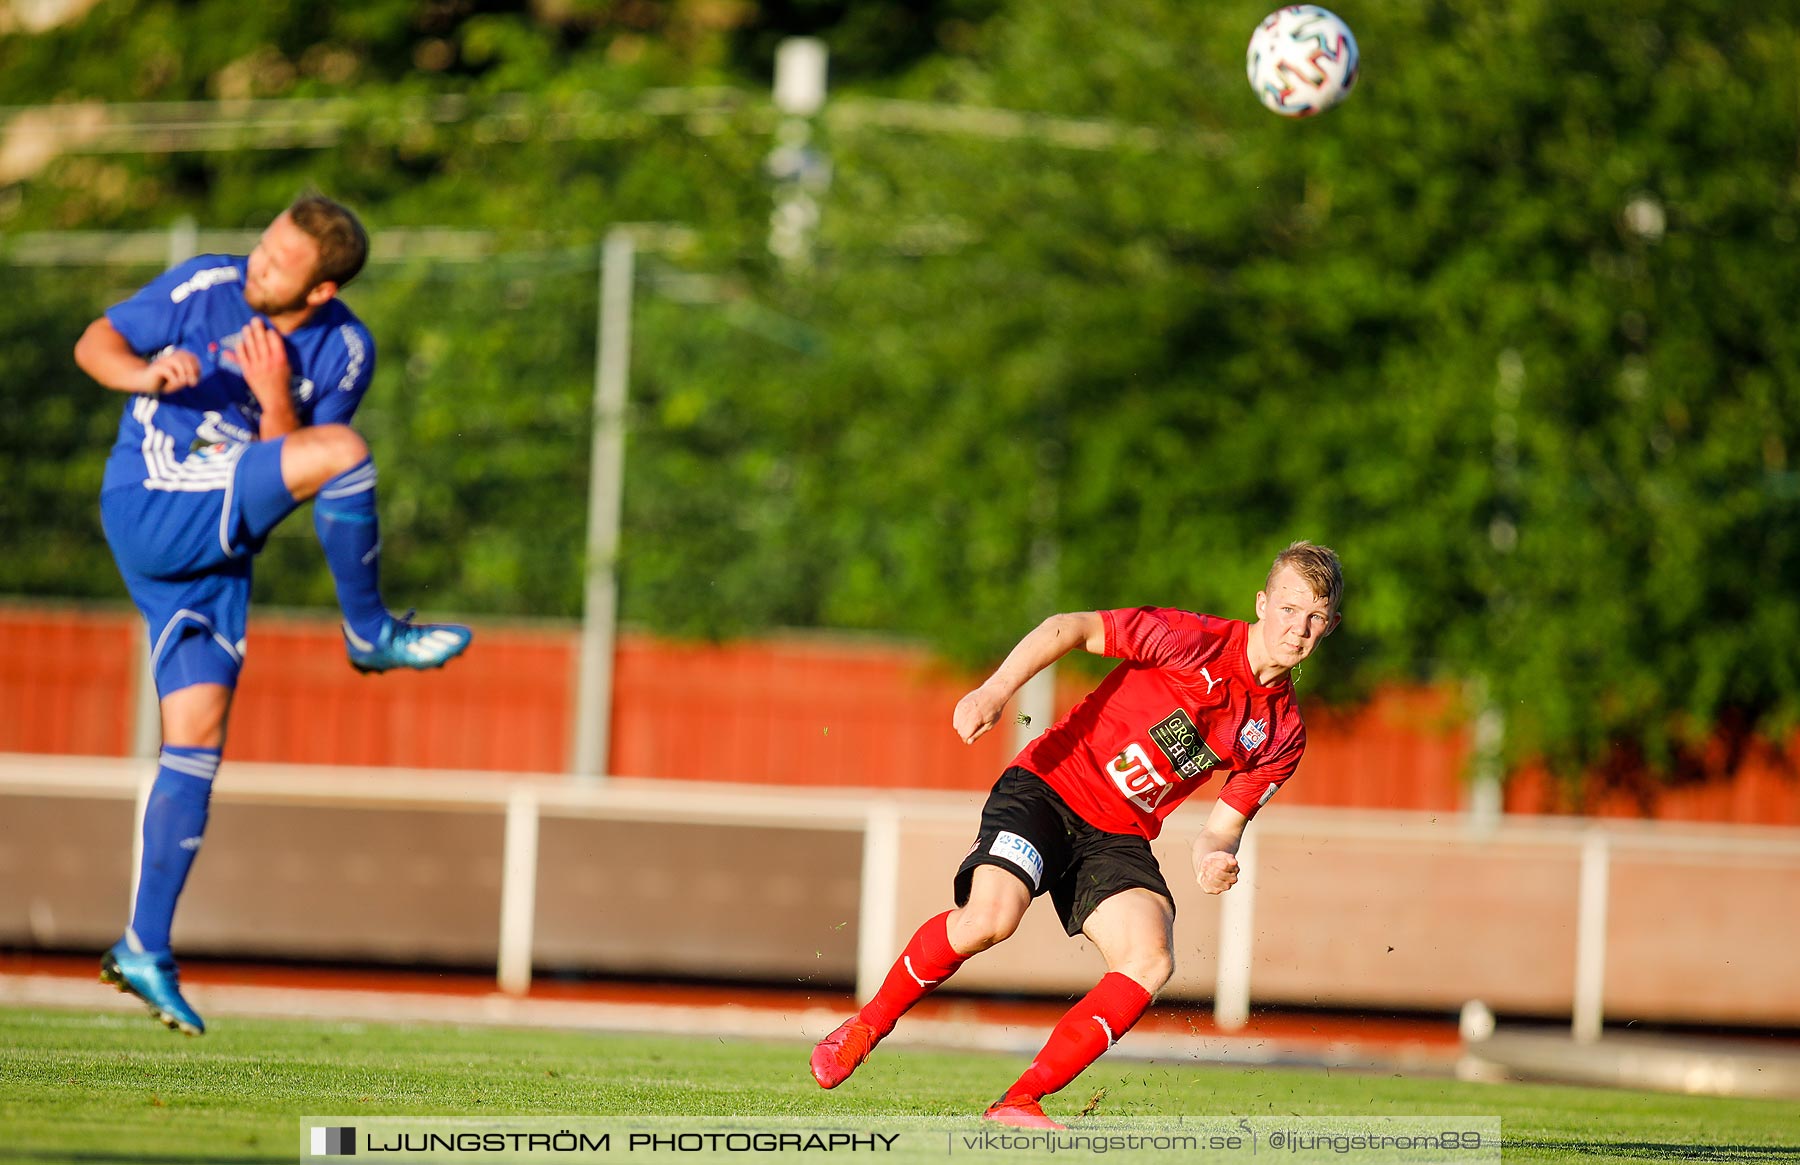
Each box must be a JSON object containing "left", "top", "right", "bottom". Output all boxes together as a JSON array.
[
  {"left": 953, "top": 611, "right": 1106, "bottom": 744},
  {"left": 73, "top": 317, "right": 200, "bottom": 395},
  {"left": 1192, "top": 799, "right": 1249, "bottom": 895}
]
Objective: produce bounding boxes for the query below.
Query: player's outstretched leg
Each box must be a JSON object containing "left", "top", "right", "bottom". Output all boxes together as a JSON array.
[
  {"left": 984, "top": 971, "right": 1151, "bottom": 1129},
  {"left": 100, "top": 745, "right": 218, "bottom": 1035},
  {"left": 311, "top": 458, "right": 471, "bottom": 673},
  {"left": 811, "top": 910, "right": 969, "bottom": 1088}
]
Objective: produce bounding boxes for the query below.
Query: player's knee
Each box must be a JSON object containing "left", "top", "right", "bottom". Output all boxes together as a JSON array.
[
  {"left": 159, "top": 683, "right": 232, "bottom": 749},
  {"left": 948, "top": 900, "right": 1023, "bottom": 953},
  {"left": 1117, "top": 950, "right": 1174, "bottom": 993},
  {"left": 313, "top": 423, "right": 369, "bottom": 470}
]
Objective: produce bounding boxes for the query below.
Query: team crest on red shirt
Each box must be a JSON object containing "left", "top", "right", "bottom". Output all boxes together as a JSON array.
[{"left": 1239, "top": 717, "right": 1269, "bottom": 752}]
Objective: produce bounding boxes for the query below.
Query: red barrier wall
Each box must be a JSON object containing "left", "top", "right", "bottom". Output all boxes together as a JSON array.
[
  {"left": 0, "top": 606, "right": 136, "bottom": 757},
  {"left": 226, "top": 616, "right": 575, "bottom": 773},
  {"left": 609, "top": 634, "right": 1012, "bottom": 789},
  {"left": 3, "top": 603, "right": 1796, "bottom": 822},
  {"left": 1504, "top": 757, "right": 1800, "bottom": 826},
  {"left": 1284, "top": 687, "right": 1469, "bottom": 811}
]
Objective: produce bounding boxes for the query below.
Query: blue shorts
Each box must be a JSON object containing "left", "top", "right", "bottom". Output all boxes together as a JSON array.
[{"left": 100, "top": 440, "right": 299, "bottom": 697}]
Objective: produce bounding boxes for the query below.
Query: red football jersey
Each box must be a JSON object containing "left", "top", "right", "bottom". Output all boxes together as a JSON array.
[{"left": 1015, "top": 607, "right": 1306, "bottom": 839}]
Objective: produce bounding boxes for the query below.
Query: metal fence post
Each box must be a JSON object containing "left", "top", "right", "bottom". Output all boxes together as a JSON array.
[
  {"left": 497, "top": 788, "right": 541, "bottom": 995},
  {"left": 1213, "top": 825, "right": 1258, "bottom": 1031},
  {"left": 571, "top": 229, "right": 635, "bottom": 779}
]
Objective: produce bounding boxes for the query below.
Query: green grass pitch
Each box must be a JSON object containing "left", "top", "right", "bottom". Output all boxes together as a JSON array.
[{"left": 3, "top": 1005, "right": 1796, "bottom": 1163}]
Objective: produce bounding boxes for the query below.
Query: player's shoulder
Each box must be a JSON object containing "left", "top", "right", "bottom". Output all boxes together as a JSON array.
[
  {"left": 159, "top": 254, "right": 247, "bottom": 303},
  {"left": 303, "top": 300, "right": 375, "bottom": 393},
  {"left": 1192, "top": 609, "right": 1242, "bottom": 634},
  {"left": 305, "top": 300, "right": 375, "bottom": 357},
  {"left": 316, "top": 298, "right": 372, "bottom": 341},
  {"left": 1107, "top": 606, "right": 1239, "bottom": 666},
  {"left": 1148, "top": 607, "right": 1241, "bottom": 642},
  {"left": 1115, "top": 604, "right": 1222, "bottom": 626},
  {"left": 1268, "top": 679, "right": 1308, "bottom": 745}
]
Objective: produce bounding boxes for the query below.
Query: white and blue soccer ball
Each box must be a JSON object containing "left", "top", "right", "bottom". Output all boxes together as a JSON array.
[{"left": 1247, "top": 6, "right": 1360, "bottom": 118}]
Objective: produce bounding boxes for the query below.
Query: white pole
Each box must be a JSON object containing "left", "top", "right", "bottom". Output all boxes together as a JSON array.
[
  {"left": 1465, "top": 678, "right": 1504, "bottom": 835},
  {"left": 497, "top": 788, "right": 540, "bottom": 995},
  {"left": 127, "top": 765, "right": 155, "bottom": 918},
  {"left": 167, "top": 215, "right": 197, "bottom": 266},
  {"left": 571, "top": 229, "right": 635, "bottom": 778},
  {"left": 1212, "top": 824, "right": 1258, "bottom": 1031},
  {"left": 773, "top": 38, "right": 828, "bottom": 117},
  {"left": 129, "top": 630, "right": 161, "bottom": 761},
  {"left": 1008, "top": 666, "right": 1056, "bottom": 754},
  {"left": 768, "top": 37, "right": 830, "bottom": 265},
  {"left": 1573, "top": 827, "right": 1611, "bottom": 1043},
  {"left": 125, "top": 219, "right": 202, "bottom": 762},
  {"left": 855, "top": 803, "right": 902, "bottom": 1002}
]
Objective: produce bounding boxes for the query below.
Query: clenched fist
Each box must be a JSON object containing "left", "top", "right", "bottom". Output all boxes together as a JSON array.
[
  {"left": 1195, "top": 849, "right": 1239, "bottom": 895},
  {"left": 138, "top": 348, "right": 202, "bottom": 395},
  {"left": 952, "top": 686, "right": 1008, "bottom": 744}
]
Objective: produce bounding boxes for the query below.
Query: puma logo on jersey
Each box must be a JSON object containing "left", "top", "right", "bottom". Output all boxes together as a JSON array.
[{"left": 1201, "top": 667, "right": 1222, "bottom": 694}]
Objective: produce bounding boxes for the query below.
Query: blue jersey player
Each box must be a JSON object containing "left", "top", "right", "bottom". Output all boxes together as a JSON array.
[{"left": 73, "top": 194, "right": 473, "bottom": 1034}]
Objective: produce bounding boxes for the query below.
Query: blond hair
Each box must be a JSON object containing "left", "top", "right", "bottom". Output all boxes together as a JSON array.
[{"left": 1267, "top": 540, "right": 1343, "bottom": 612}]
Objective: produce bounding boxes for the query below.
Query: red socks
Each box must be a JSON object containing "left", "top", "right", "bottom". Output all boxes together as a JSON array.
[
  {"left": 854, "top": 916, "right": 1153, "bottom": 1104},
  {"left": 1006, "top": 971, "right": 1152, "bottom": 1101},
  {"left": 858, "top": 911, "right": 968, "bottom": 1035}
]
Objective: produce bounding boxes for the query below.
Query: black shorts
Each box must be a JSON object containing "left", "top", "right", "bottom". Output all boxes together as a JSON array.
[{"left": 954, "top": 766, "right": 1174, "bottom": 937}]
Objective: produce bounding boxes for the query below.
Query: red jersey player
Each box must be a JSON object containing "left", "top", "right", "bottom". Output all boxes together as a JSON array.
[{"left": 809, "top": 541, "right": 1343, "bottom": 1128}]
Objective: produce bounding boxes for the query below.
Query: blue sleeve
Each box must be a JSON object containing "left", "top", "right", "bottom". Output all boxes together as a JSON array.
[
  {"left": 309, "top": 321, "right": 376, "bottom": 426},
  {"left": 103, "top": 255, "right": 235, "bottom": 356}
]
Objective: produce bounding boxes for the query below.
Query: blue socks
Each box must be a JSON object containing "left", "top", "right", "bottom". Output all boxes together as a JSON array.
[
  {"left": 313, "top": 459, "right": 388, "bottom": 641},
  {"left": 128, "top": 746, "right": 219, "bottom": 954}
]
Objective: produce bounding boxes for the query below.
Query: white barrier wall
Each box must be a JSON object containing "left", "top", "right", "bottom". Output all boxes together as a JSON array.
[{"left": 3, "top": 753, "right": 1797, "bottom": 1031}]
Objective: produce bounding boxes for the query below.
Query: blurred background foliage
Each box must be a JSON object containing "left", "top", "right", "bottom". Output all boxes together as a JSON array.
[{"left": 2, "top": 0, "right": 1797, "bottom": 785}]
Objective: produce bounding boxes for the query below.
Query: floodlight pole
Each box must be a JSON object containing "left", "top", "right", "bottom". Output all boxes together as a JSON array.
[
  {"left": 1466, "top": 351, "right": 1525, "bottom": 826},
  {"left": 572, "top": 228, "right": 636, "bottom": 779},
  {"left": 768, "top": 38, "right": 830, "bottom": 265}
]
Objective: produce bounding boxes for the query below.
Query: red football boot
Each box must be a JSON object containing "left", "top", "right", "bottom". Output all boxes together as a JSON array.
[
  {"left": 983, "top": 1095, "right": 1066, "bottom": 1130},
  {"left": 809, "top": 1017, "right": 882, "bottom": 1089}
]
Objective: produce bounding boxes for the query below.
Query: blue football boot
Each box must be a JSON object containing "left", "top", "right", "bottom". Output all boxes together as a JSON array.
[
  {"left": 344, "top": 610, "right": 473, "bottom": 674},
  {"left": 100, "top": 940, "right": 204, "bottom": 1035}
]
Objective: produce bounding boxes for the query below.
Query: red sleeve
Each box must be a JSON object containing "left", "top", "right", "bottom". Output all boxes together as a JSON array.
[
  {"left": 1100, "top": 607, "right": 1219, "bottom": 671},
  {"left": 1216, "top": 728, "right": 1305, "bottom": 820}
]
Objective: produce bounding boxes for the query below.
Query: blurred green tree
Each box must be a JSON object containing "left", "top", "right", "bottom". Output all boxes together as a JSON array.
[{"left": 1, "top": 0, "right": 1795, "bottom": 789}]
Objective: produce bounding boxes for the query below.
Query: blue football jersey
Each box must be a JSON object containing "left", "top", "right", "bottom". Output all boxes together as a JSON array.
[{"left": 101, "top": 254, "right": 375, "bottom": 491}]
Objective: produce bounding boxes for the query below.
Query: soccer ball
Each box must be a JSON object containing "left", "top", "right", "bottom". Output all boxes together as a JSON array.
[{"left": 1246, "top": 6, "right": 1360, "bottom": 118}]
